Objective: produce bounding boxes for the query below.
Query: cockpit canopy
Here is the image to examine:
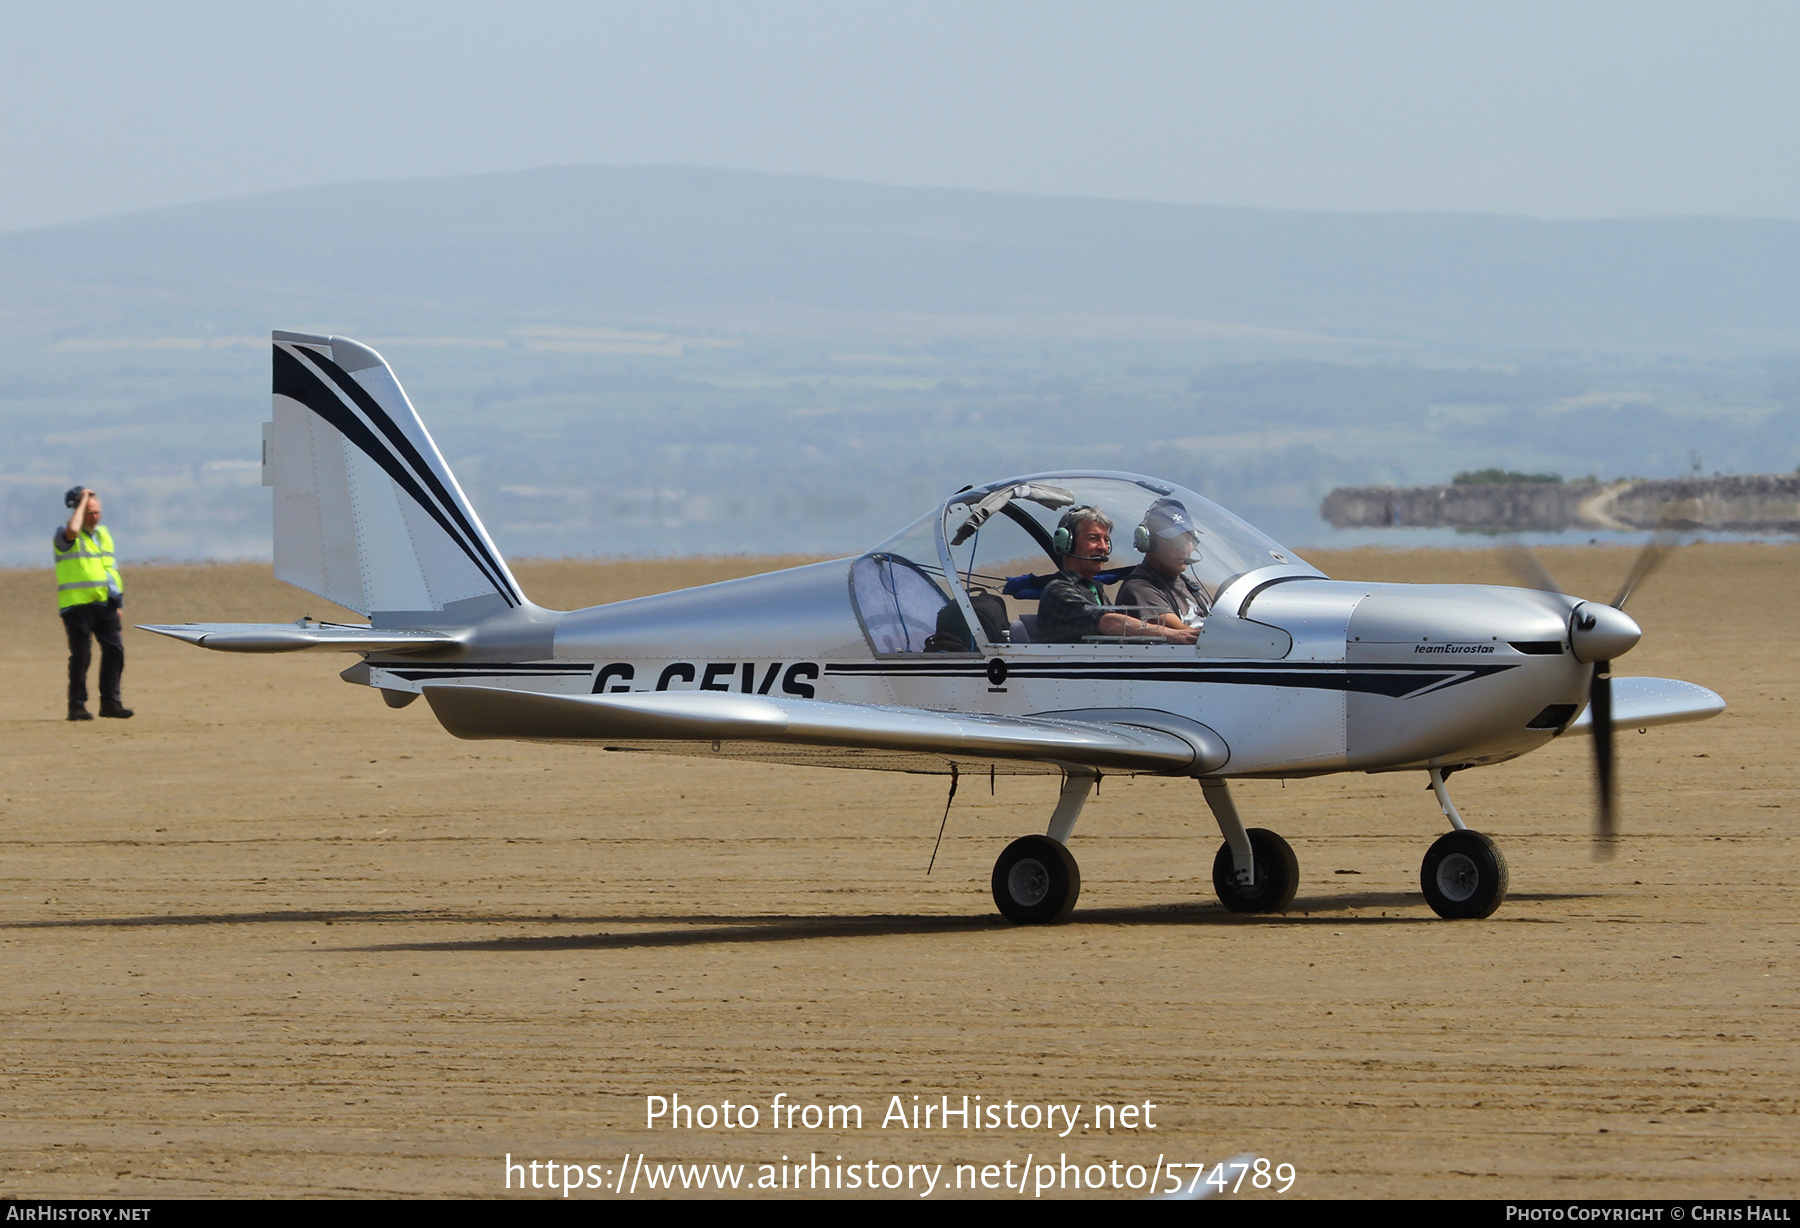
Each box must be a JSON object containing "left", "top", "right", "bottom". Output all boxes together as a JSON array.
[{"left": 850, "top": 471, "right": 1319, "bottom": 653}]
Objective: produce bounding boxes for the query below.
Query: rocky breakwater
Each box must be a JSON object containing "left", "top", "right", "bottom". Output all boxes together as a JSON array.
[{"left": 1321, "top": 474, "right": 1800, "bottom": 532}]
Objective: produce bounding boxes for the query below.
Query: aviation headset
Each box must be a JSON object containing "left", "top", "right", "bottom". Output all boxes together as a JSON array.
[
  {"left": 1053, "top": 506, "right": 1113, "bottom": 561},
  {"left": 1134, "top": 498, "right": 1201, "bottom": 559}
]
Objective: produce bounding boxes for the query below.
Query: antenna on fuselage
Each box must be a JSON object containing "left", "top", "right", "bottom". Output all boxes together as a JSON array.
[{"left": 926, "top": 764, "right": 959, "bottom": 875}]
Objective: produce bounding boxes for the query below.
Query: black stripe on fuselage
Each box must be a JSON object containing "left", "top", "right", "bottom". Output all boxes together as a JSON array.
[
  {"left": 272, "top": 344, "right": 520, "bottom": 606},
  {"left": 373, "top": 661, "right": 582, "bottom": 673},
  {"left": 825, "top": 659, "right": 1520, "bottom": 699},
  {"left": 378, "top": 665, "right": 590, "bottom": 682}
]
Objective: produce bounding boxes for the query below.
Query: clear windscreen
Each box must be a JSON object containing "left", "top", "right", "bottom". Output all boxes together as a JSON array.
[
  {"left": 851, "top": 473, "right": 1317, "bottom": 651},
  {"left": 850, "top": 512, "right": 954, "bottom": 653},
  {"left": 943, "top": 474, "right": 1312, "bottom": 604}
]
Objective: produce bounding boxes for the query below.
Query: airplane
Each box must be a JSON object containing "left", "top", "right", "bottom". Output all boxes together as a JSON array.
[{"left": 143, "top": 332, "right": 1726, "bottom": 925}]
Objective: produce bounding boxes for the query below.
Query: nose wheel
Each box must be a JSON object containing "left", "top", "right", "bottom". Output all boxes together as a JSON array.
[
  {"left": 991, "top": 835, "right": 1081, "bottom": 924},
  {"left": 1420, "top": 829, "right": 1509, "bottom": 919}
]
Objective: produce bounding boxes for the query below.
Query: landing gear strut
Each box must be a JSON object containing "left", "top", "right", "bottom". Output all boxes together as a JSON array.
[
  {"left": 1201, "top": 779, "right": 1298, "bottom": 913},
  {"left": 990, "top": 770, "right": 1091, "bottom": 924},
  {"left": 1420, "top": 768, "right": 1509, "bottom": 919}
]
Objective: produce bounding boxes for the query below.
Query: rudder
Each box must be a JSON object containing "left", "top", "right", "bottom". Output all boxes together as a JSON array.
[{"left": 264, "top": 331, "right": 524, "bottom": 620}]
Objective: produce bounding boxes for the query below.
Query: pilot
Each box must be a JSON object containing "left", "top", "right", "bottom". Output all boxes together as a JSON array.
[
  {"left": 1037, "top": 507, "right": 1199, "bottom": 645},
  {"left": 1117, "top": 498, "right": 1209, "bottom": 630}
]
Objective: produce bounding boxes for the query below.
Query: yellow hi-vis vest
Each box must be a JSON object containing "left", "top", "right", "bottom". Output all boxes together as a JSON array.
[{"left": 55, "top": 524, "right": 122, "bottom": 611}]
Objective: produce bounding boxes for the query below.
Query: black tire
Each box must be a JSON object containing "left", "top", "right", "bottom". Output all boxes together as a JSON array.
[
  {"left": 991, "top": 835, "right": 1081, "bottom": 924},
  {"left": 1420, "top": 830, "right": 1509, "bottom": 919},
  {"left": 1211, "top": 828, "right": 1299, "bottom": 914}
]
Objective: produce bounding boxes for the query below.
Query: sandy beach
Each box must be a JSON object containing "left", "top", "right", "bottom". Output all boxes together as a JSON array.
[{"left": 1, "top": 545, "right": 1793, "bottom": 1198}]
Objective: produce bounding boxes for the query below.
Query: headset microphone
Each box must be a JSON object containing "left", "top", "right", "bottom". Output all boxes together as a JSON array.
[{"left": 1053, "top": 507, "right": 1112, "bottom": 562}]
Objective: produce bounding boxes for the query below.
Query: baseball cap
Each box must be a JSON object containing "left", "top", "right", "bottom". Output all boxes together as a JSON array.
[{"left": 1141, "top": 498, "right": 1197, "bottom": 540}]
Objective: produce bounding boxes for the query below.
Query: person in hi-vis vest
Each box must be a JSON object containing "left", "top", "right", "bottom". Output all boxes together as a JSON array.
[{"left": 54, "top": 486, "right": 131, "bottom": 721}]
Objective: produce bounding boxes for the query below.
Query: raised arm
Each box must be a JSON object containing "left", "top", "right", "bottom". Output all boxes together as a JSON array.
[{"left": 61, "top": 489, "right": 92, "bottom": 545}]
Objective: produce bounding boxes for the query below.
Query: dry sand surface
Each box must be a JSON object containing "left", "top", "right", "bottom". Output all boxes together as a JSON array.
[{"left": 1, "top": 545, "right": 1794, "bottom": 1199}]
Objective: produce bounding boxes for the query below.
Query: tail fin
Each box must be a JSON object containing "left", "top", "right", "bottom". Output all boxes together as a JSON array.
[
  {"left": 265, "top": 332, "right": 525, "bottom": 621},
  {"left": 262, "top": 327, "right": 525, "bottom": 623}
]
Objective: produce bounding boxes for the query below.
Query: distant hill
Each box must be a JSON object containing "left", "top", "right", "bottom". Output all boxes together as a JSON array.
[
  {"left": 6, "top": 168, "right": 1800, "bottom": 566},
  {"left": 4, "top": 166, "right": 1800, "bottom": 357}
]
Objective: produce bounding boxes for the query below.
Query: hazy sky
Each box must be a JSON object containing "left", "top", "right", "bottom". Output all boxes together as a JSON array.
[{"left": 4, "top": 1, "right": 1797, "bottom": 233}]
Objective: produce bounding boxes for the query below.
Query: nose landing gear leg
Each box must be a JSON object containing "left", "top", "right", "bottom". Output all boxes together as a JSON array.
[{"left": 1420, "top": 767, "right": 1509, "bottom": 919}]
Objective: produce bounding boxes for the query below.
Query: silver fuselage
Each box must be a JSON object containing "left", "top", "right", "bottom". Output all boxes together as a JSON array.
[{"left": 361, "top": 559, "right": 1590, "bottom": 779}]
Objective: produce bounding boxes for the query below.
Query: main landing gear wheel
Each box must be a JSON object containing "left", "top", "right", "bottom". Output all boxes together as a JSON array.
[
  {"left": 1211, "top": 828, "right": 1299, "bottom": 914},
  {"left": 1420, "top": 830, "right": 1509, "bottom": 919},
  {"left": 991, "top": 835, "right": 1081, "bottom": 924}
]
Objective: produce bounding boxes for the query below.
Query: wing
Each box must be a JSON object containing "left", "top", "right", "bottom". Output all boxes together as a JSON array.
[
  {"left": 421, "top": 685, "right": 1227, "bottom": 777},
  {"left": 1563, "top": 676, "right": 1725, "bottom": 734},
  {"left": 139, "top": 622, "right": 461, "bottom": 654}
]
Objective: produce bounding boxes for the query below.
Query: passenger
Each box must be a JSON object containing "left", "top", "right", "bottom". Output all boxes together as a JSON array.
[
  {"left": 1036, "top": 506, "right": 1199, "bottom": 645},
  {"left": 1117, "top": 498, "right": 1209, "bottom": 630}
]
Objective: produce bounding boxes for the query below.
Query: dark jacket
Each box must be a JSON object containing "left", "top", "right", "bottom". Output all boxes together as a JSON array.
[
  {"left": 1036, "top": 569, "right": 1109, "bottom": 643},
  {"left": 1116, "top": 565, "right": 1206, "bottom": 625}
]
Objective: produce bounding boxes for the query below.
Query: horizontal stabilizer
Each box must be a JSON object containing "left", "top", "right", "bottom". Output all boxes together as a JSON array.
[
  {"left": 1563, "top": 677, "right": 1726, "bottom": 734},
  {"left": 139, "top": 622, "right": 461, "bottom": 654},
  {"left": 422, "top": 685, "right": 1215, "bottom": 774}
]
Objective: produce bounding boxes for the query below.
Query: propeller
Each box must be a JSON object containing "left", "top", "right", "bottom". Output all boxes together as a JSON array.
[
  {"left": 1608, "top": 536, "right": 1672, "bottom": 610},
  {"left": 1502, "top": 535, "right": 1675, "bottom": 857}
]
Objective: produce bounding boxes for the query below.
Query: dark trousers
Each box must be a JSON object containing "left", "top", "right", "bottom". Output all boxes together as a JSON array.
[{"left": 62, "top": 601, "right": 124, "bottom": 707}]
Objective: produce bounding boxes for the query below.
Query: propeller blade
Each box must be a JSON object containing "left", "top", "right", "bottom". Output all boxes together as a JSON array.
[
  {"left": 1609, "top": 535, "right": 1674, "bottom": 610},
  {"left": 1590, "top": 660, "right": 1617, "bottom": 859},
  {"left": 1585, "top": 533, "right": 1675, "bottom": 855},
  {"left": 1499, "top": 544, "right": 1565, "bottom": 595}
]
